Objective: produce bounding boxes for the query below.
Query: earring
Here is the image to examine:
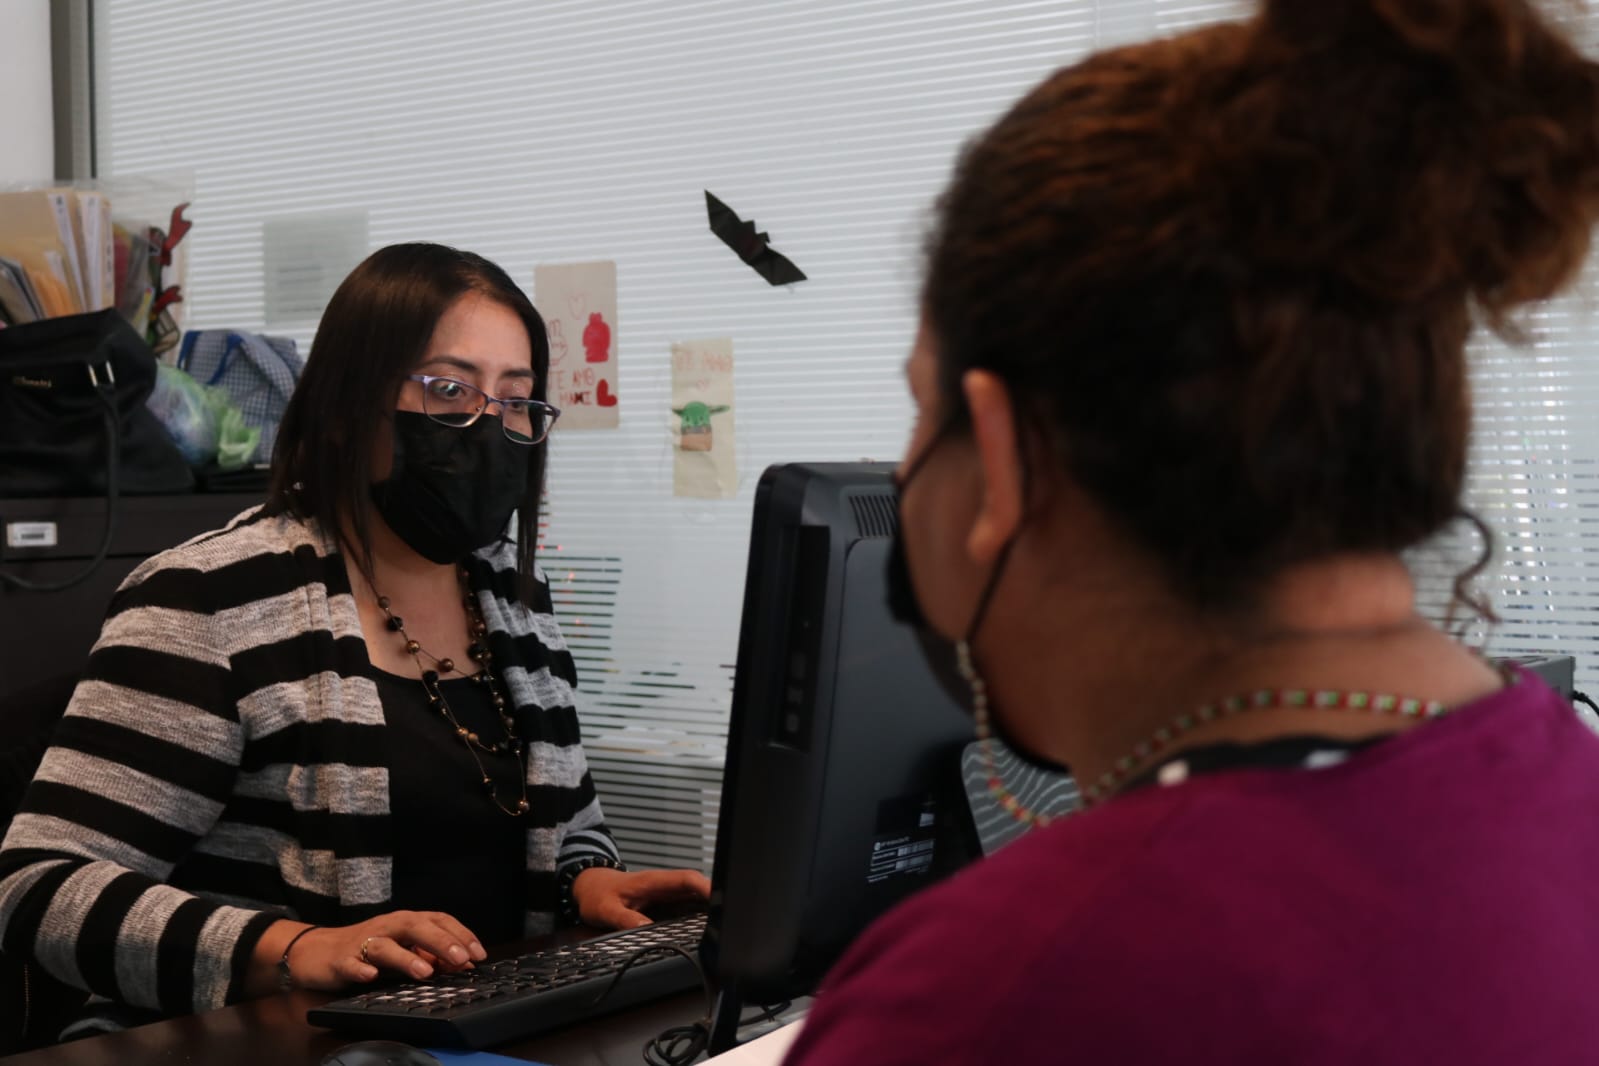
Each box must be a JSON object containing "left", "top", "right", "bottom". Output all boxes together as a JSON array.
[
  {"left": 955, "top": 639, "right": 991, "bottom": 741},
  {"left": 958, "top": 638, "right": 1054, "bottom": 828}
]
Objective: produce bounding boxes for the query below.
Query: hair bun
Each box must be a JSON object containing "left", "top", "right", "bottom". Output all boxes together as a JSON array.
[
  {"left": 1246, "top": 0, "right": 1599, "bottom": 324},
  {"left": 1263, "top": 0, "right": 1557, "bottom": 64}
]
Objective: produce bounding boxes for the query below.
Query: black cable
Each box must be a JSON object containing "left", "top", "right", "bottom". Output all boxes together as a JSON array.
[
  {"left": 591, "top": 943, "right": 793, "bottom": 1065},
  {"left": 1, "top": 380, "right": 120, "bottom": 593},
  {"left": 644, "top": 1021, "right": 710, "bottom": 1066},
  {"left": 587, "top": 942, "right": 709, "bottom": 1013},
  {"left": 739, "top": 1000, "right": 793, "bottom": 1028},
  {"left": 579, "top": 943, "right": 709, "bottom": 1066},
  {"left": 1572, "top": 690, "right": 1598, "bottom": 714}
]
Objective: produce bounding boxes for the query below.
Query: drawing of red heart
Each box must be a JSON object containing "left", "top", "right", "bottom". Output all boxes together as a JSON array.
[{"left": 596, "top": 379, "right": 618, "bottom": 407}]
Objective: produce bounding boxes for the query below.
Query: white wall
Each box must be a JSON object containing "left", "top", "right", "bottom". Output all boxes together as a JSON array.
[{"left": 0, "top": 0, "right": 55, "bottom": 184}]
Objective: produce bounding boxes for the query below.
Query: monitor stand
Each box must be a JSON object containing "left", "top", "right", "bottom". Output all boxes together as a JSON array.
[
  {"left": 706, "top": 983, "right": 744, "bottom": 1056},
  {"left": 706, "top": 979, "right": 801, "bottom": 1056}
]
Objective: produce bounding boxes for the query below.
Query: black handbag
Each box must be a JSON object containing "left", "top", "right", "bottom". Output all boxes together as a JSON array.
[{"left": 0, "top": 310, "right": 193, "bottom": 590}]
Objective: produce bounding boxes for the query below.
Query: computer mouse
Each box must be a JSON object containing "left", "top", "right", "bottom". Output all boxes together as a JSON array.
[{"left": 319, "top": 1039, "right": 443, "bottom": 1066}]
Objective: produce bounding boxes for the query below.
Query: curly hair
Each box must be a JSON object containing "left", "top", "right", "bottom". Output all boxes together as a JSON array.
[{"left": 924, "top": 0, "right": 1599, "bottom": 609}]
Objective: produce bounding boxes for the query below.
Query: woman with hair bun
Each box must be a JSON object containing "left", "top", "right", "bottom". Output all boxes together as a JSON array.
[{"left": 788, "top": 1, "right": 1599, "bottom": 1062}]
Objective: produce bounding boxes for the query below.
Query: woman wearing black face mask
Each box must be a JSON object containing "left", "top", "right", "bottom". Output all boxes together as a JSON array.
[
  {"left": 0, "top": 243, "right": 708, "bottom": 1037},
  {"left": 788, "top": 2, "right": 1599, "bottom": 1064}
]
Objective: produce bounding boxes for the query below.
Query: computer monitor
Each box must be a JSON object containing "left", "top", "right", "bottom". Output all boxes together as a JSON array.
[
  {"left": 1491, "top": 654, "right": 1575, "bottom": 700},
  {"left": 703, "top": 462, "right": 980, "bottom": 1040}
]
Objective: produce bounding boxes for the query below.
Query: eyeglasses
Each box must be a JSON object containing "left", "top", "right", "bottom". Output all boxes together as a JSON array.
[{"left": 406, "top": 375, "right": 561, "bottom": 445}]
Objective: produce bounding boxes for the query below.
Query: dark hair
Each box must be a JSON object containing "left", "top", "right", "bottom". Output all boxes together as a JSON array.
[
  {"left": 268, "top": 242, "right": 550, "bottom": 603},
  {"left": 924, "top": 0, "right": 1599, "bottom": 610}
]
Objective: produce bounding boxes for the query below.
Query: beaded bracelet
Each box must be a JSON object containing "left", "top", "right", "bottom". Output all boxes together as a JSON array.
[{"left": 558, "top": 855, "right": 627, "bottom": 925}]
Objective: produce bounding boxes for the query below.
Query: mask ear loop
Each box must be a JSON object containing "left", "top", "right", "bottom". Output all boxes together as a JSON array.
[
  {"left": 898, "top": 388, "right": 1027, "bottom": 703},
  {"left": 955, "top": 530, "right": 1019, "bottom": 745},
  {"left": 958, "top": 409, "right": 1032, "bottom": 651},
  {"left": 892, "top": 418, "right": 954, "bottom": 494},
  {"left": 954, "top": 419, "right": 1056, "bottom": 826}
]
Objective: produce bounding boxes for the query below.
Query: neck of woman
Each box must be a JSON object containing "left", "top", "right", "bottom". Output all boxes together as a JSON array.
[
  {"left": 340, "top": 509, "right": 463, "bottom": 606},
  {"left": 976, "top": 551, "right": 1503, "bottom": 799}
]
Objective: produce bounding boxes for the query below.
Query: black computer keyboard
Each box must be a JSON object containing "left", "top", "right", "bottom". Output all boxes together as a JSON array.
[{"left": 306, "top": 912, "right": 708, "bottom": 1048}]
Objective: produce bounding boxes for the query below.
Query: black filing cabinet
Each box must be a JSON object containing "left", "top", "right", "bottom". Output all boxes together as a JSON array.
[{"left": 0, "top": 493, "right": 261, "bottom": 697}]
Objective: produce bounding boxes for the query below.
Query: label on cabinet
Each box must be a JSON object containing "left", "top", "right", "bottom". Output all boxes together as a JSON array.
[{"left": 5, "top": 521, "right": 59, "bottom": 549}]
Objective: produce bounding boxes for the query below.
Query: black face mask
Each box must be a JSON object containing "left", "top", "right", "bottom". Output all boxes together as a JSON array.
[
  {"left": 371, "top": 410, "right": 530, "bottom": 564},
  {"left": 886, "top": 425, "right": 1069, "bottom": 776}
]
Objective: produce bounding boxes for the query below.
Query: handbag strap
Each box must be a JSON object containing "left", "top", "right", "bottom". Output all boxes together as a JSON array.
[{"left": 0, "top": 363, "right": 121, "bottom": 593}]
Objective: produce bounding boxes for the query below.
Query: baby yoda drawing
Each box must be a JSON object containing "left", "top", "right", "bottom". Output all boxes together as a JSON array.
[{"left": 673, "top": 400, "right": 730, "bottom": 452}]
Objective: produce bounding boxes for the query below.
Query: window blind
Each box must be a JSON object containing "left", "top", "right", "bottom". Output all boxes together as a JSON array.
[{"left": 97, "top": 0, "right": 1599, "bottom": 869}]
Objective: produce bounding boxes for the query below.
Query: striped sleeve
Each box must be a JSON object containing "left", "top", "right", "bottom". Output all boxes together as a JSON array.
[
  {"left": 523, "top": 560, "right": 623, "bottom": 918},
  {"left": 0, "top": 557, "right": 277, "bottom": 1015},
  {"left": 529, "top": 564, "right": 623, "bottom": 874},
  {"left": 552, "top": 762, "right": 626, "bottom": 925},
  {"left": 469, "top": 549, "right": 626, "bottom": 926}
]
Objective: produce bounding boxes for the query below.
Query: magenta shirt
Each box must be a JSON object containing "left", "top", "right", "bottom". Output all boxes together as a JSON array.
[{"left": 785, "top": 672, "right": 1599, "bottom": 1065}]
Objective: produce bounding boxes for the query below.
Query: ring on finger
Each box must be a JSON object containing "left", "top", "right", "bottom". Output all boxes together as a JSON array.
[{"left": 359, "top": 936, "right": 379, "bottom": 965}]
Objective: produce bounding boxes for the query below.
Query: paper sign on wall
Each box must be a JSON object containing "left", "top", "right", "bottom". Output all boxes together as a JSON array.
[
  {"left": 670, "top": 338, "right": 736, "bottom": 499},
  {"left": 533, "top": 260, "right": 619, "bottom": 430}
]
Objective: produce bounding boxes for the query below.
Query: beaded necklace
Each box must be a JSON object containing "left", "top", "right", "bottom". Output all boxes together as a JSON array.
[
  {"left": 374, "top": 567, "right": 530, "bottom": 817},
  {"left": 955, "top": 640, "right": 1448, "bottom": 830}
]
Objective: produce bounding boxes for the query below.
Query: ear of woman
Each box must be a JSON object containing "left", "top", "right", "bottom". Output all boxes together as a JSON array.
[{"left": 961, "top": 368, "right": 1027, "bottom": 566}]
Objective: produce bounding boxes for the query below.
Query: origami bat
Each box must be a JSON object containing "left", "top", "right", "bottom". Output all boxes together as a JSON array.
[{"left": 705, "top": 191, "right": 808, "bottom": 286}]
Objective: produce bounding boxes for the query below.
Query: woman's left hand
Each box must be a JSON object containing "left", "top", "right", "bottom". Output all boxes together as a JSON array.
[{"left": 571, "top": 866, "right": 712, "bottom": 929}]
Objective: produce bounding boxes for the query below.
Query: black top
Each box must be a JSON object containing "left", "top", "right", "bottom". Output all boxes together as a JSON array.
[
  {"left": 374, "top": 667, "right": 528, "bottom": 945},
  {"left": 1123, "top": 732, "right": 1390, "bottom": 795}
]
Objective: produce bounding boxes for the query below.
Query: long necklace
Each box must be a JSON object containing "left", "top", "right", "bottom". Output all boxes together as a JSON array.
[
  {"left": 375, "top": 568, "right": 530, "bottom": 817},
  {"left": 956, "top": 641, "right": 1448, "bottom": 830}
]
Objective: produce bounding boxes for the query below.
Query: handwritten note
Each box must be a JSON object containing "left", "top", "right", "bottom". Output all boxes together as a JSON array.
[
  {"left": 534, "top": 260, "right": 619, "bottom": 430},
  {"left": 670, "top": 338, "right": 736, "bottom": 499}
]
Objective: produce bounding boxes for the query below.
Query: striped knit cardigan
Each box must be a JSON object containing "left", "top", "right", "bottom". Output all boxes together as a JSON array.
[{"left": 0, "top": 506, "right": 622, "bottom": 1030}]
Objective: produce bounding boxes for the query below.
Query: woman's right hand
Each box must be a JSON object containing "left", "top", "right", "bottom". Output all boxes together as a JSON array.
[{"left": 258, "top": 911, "right": 487, "bottom": 994}]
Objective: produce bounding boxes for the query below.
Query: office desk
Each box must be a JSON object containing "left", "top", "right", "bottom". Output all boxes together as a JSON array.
[
  {"left": 2, "top": 928, "right": 729, "bottom": 1066},
  {"left": 1, "top": 986, "right": 710, "bottom": 1066}
]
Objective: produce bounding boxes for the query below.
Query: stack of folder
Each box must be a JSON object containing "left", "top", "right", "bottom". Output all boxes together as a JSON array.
[{"left": 0, "top": 186, "right": 159, "bottom": 334}]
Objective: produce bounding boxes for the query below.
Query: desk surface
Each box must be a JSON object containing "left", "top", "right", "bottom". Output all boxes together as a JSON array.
[
  {"left": 2, "top": 986, "right": 711, "bottom": 1066},
  {"left": 2, "top": 928, "right": 764, "bottom": 1066}
]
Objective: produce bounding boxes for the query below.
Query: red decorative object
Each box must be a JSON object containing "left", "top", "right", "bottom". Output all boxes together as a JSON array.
[{"left": 582, "top": 312, "right": 611, "bottom": 364}]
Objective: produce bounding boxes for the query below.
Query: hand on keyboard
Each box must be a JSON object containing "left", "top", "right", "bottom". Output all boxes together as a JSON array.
[
  {"left": 306, "top": 912, "right": 711, "bottom": 1048},
  {"left": 571, "top": 867, "right": 712, "bottom": 929},
  {"left": 276, "top": 910, "right": 487, "bottom": 991}
]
